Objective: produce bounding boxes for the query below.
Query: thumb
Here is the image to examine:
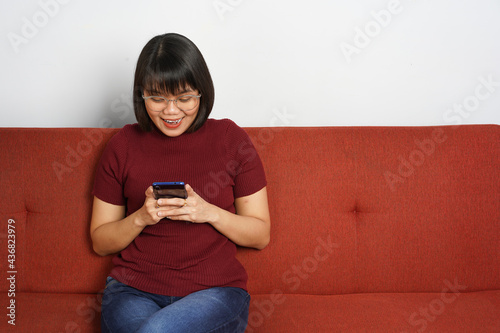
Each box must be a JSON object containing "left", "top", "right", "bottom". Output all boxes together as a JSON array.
[
  {"left": 145, "top": 186, "right": 155, "bottom": 198},
  {"left": 185, "top": 184, "right": 196, "bottom": 197}
]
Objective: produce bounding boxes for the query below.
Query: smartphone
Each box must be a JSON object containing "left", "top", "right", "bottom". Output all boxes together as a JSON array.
[{"left": 152, "top": 182, "right": 187, "bottom": 199}]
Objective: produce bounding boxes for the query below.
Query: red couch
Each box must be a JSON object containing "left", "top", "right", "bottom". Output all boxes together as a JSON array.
[{"left": 1, "top": 125, "right": 499, "bottom": 332}]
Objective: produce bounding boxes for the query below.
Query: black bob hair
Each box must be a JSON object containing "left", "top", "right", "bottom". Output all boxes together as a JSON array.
[{"left": 133, "top": 33, "right": 215, "bottom": 133}]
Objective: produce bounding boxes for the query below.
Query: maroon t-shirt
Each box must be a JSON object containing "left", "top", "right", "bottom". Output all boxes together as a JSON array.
[{"left": 93, "top": 119, "right": 267, "bottom": 296}]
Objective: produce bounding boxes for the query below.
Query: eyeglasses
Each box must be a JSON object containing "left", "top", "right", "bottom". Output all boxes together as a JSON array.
[{"left": 142, "top": 94, "right": 201, "bottom": 112}]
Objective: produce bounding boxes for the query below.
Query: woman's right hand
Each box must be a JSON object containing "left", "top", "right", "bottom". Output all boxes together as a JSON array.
[
  {"left": 90, "top": 185, "right": 186, "bottom": 256},
  {"left": 135, "top": 186, "right": 164, "bottom": 227},
  {"left": 90, "top": 187, "right": 164, "bottom": 256}
]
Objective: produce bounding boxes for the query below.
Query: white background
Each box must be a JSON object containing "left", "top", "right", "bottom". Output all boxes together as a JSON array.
[{"left": 1, "top": 0, "right": 499, "bottom": 128}]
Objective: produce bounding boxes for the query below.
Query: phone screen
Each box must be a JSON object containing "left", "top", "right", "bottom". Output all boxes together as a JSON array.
[{"left": 153, "top": 182, "right": 187, "bottom": 199}]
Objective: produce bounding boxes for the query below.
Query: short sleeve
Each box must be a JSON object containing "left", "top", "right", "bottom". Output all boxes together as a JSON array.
[
  {"left": 224, "top": 120, "right": 267, "bottom": 198},
  {"left": 92, "top": 128, "right": 129, "bottom": 206}
]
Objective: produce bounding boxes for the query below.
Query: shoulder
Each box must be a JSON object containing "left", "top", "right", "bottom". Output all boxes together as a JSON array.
[
  {"left": 204, "top": 118, "right": 248, "bottom": 140},
  {"left": 203, "top": 119, "right": 260, "bottom": 163},
  {"left": 204, "top": 118, "right": 239, "bottom": 131},
  {"left": 107, "top": 123, "right": 142, "bottom": 145},
  {"left": 118, "top": 123, "right": 143, "bottom": 138},
  {"left": 102, "top": 123, "right": 144, "bottom": 158}
]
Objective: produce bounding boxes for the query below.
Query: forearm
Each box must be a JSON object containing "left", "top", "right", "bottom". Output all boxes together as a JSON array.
[
  {"left": 91, "top": 211, "right": 146, "bottom": 256},
  {"left": 209, "top": 207, "right": 270, "bottom": 250},
  {"left": 156, "top": 185, "right": 271, "bottom": 250}
]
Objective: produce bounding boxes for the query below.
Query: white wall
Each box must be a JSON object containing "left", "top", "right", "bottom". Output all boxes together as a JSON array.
[{"left": 1, "top": 0, "right": 499, "bottom": 128}]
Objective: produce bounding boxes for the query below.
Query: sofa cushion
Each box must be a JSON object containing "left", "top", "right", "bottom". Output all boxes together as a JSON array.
[
  {"left": 0, "top": 125, "right": 498, "bottom": 332},
  {"left": 2, "top": 292, "right": 101, "bottom": 332},
  {"left": 240, "top": 125, "right": 499, "bottom": 295},
  {"left": 246, "top": 290, "right": 500, "bottom": 332}
]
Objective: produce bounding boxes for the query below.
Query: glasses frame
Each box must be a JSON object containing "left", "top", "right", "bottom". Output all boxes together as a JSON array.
[{"left": 142, "top": 93, "right": 202, "bottom": 112}]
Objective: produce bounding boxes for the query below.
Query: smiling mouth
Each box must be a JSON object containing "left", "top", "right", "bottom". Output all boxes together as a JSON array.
[{"left": 163, "top": 118, "right": 182, "bottom": 125}]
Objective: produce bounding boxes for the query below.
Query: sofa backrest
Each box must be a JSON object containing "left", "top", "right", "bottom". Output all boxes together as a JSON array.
[{"left": 1, "top": 125, "right": 498, "bottom": 297}]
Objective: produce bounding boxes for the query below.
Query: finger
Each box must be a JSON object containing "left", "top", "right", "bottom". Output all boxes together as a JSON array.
[
  {"left": 165, "top": 213, "right": 191, "bottom": 222},
  {"left": 185, "top": 184, "right": 196, "bottom": 197},
  {"left": 159, "top": 197, "right": 186, "bottom": 208},
  {"left": 146, "top": 204, "right": 163, "bottom": 223},
  {"left": 145, "top": 186, "right": 154, "bottom": 197},
  {"left": 160, "top": 204, "right": 192, "bottom": 217},
  {"left": 159, "top": 205, "right": 186, "bottom": 215}
]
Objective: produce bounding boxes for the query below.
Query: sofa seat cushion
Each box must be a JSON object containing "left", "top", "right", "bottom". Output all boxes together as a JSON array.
[
  {"left": 2, "top": 292, "right": 101, "bottom": 332},
  {"left": 246, "top": 290, "right": 500, "bottom": 332},
  {"left": 2, "top": 291, "right": 499, "bottom": 332}
]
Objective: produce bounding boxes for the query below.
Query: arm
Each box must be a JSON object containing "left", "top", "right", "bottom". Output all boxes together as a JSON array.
[
  {"left": 90, "top": 187, "right": 166, "bottom": 256},
  {"left": 158, "top": 185, "right": 271, "bottom": 250},
  {"left": 213, "top": 187, "right": 271, "bottom": 250}
]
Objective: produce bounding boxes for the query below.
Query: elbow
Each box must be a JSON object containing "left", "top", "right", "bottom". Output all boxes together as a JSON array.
[
  {"left": 92, "top": 243, "right": 110, "bottom": 257},
  {"left": 254, "top": 220, "right": 271, "bottom": 250},
  {"left": 254, "top": 233, "right": 270, "bottom": 251},
  {"left": 92, "top": 238, "right": 118, "bottom": 256},
  {"left": 93, "top": 246, "right": 116, "bottom": 257},
  {"left": 91, "top": 234, "right": 114, "bottom": 257},
  {"left": 255, "top": 242, "right": 269, "bottom": 251}
]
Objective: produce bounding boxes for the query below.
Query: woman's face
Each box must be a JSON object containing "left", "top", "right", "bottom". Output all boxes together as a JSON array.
[{"left": 143, "top": 88, "right": 200, "bottom": 137}]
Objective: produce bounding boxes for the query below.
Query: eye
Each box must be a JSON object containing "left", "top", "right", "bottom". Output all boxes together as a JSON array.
[
  {"left": 178, "top": 97, "right": 193, "bottom": 103},
  {"left": 151, "top": 97, "right": 164, "bottom": 103}
]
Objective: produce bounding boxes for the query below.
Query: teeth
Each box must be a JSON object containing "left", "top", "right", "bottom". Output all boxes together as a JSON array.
[{"left": 164, "top": 118, "right": 181, "bottom": 125}]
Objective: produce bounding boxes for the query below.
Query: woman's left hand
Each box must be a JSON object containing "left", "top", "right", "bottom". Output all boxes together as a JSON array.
[
  {"left": 156, "top": 184, "right": 217, "bottom": 223},
  {"left": 157, "top": 184, "right": 270, "bottom": 250}
]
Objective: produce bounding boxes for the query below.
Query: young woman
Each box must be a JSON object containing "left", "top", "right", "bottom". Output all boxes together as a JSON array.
[{"left": 90, "top": 33, "right": 270, "bottom": 333}]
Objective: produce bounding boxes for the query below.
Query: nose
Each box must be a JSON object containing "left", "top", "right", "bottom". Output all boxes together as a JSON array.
[{"left": 162, "top": 100, "right": 181, "bottom": 114}]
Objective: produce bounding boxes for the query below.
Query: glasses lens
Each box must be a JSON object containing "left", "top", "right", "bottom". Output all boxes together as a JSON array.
[
  {"left": 176, "top": 96, "right": 199, "bottom": 111},
  {"left": 144, "top": 95, "right": 200, "bottom": 111},
  {"left": 145, "top": 97, "right": 167, "bottom": 111}
]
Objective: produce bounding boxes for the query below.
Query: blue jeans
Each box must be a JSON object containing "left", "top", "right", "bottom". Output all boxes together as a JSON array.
[{"left": 101, "top": 277, "right": 250, "bottom": 333}]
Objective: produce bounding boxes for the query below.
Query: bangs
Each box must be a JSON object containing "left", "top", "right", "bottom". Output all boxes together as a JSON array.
[{"left": 142, "top": 57, "right": 197, "bottom": 96}]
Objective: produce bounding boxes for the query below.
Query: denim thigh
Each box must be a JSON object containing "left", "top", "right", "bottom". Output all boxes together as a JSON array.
[
  {"left": 101, "top": 277, "right": 250, "bottom": 333},
  {"left": 101, "top": 277, "right": 175, "bottom": 333},
  {"left": 136, "top": 286, "right": 250, "bottom": 333}
]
